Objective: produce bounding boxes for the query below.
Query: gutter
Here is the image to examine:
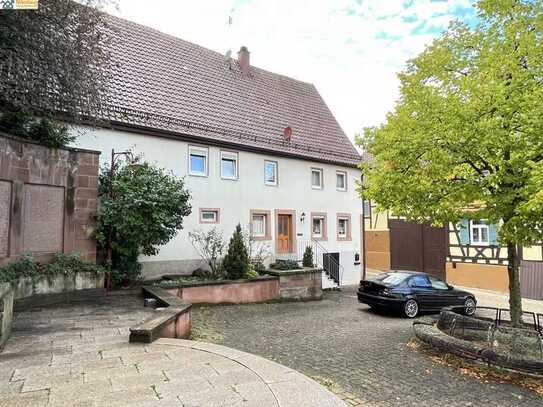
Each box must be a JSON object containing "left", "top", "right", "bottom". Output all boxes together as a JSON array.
[{"left": 108, "top": 121, "right": 363, "bottom": 169}]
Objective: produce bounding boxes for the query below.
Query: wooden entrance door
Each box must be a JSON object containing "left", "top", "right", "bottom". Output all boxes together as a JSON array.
[{"left": 277, "top": 214, "right": 292, "bottom": 253}]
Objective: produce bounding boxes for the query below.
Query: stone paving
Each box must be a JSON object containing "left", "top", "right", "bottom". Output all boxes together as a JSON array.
[
  {"left": 0, "top": 295, "right": 344, "bottom": 406},
  {"left": 192, "top": 286, "right": 543, "bottom": 407}
]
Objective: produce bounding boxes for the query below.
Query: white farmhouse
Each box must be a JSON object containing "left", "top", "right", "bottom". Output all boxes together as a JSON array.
[{"left": 72, "top": 16, "right": 365, "bottom": 287}]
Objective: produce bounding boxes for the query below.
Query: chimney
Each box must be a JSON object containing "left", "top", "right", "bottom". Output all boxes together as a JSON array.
[{"left": 238, "top": 46, "right": 250, "bottom": 75}]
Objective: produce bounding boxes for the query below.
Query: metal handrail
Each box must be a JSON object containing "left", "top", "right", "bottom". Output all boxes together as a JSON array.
[
  {"left": 313, "top": 239, "right": 345, "bottom": 284},
  {"left": 295, "top": 239, "right": 344, "bottom": 285}
]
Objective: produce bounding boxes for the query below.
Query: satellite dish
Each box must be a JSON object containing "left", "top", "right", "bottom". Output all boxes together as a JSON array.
[{"left": 283, "top": 126, "right": 292, "bottom": 141}]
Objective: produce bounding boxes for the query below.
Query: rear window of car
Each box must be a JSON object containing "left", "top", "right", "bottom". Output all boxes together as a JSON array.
[{"left": 373, "top": 273, "right": 410, "bottom": 286}]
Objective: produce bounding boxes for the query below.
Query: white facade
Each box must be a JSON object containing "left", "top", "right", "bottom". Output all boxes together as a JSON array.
[{"left": 72, "top": 127, "right": 363, "bottom": 285}]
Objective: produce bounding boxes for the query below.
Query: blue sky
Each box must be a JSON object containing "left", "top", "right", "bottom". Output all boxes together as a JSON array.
[{"left": 111, "top": 0, "right": 478, "bottom": 142}]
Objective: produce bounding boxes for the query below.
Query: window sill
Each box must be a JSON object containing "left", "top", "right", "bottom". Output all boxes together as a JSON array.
[
  {"left": 221, "top": 176, "right": 239, "bottom": 181},
  {"left": 189, "top": 172, "right": 208, "bottom": 178},
  {"left": 311, "top": 186, "right": 323, "bottom": 190}
]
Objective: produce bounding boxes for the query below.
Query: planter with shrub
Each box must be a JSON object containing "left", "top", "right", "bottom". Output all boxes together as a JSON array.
[{"left": 0, "top": 252, "right": 105, "bottom": 310}]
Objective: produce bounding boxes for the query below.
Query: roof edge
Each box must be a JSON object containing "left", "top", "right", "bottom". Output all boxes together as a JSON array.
[{"left": 109, "top": 121, "right": 361, "bottom": 169}]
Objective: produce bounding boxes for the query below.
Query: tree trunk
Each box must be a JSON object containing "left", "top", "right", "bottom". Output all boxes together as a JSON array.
[{"left": 506, "top": 242, "right": 523, "bottom": 326}]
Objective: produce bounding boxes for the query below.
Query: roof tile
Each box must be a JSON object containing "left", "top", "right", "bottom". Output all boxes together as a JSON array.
[{"left": 102, "top": 16, "right": 363, "bottom": 166}]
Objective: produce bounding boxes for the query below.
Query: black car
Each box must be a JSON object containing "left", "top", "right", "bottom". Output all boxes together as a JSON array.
[{"left": 357, "top": 271, "right": 477, "bottom": 318}]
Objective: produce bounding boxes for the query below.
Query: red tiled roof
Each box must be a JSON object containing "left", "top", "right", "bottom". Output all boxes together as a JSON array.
[{"left": 102, "top": 16, "right": 362, "bottom": 167}]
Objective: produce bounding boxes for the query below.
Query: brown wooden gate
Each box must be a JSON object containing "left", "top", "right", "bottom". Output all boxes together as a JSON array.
[
  {"left": 520, "top": 261, "right": 543, "bottom": 300},
  {"left": 389, "top": 220, "right": 447, "bottom": 279}
]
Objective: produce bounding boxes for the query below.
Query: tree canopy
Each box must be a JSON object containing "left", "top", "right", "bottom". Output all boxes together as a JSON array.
[
  {"left": 0, "top": 0, "right": 114, "bottom": 123},
  {"left": 359, "top": 0, "right": 543, "bottom": 324}
]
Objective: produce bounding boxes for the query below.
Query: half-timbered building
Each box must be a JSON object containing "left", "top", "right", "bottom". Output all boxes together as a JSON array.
[{"left": 363, "top": 204, "right": 543, "bottom": 300}]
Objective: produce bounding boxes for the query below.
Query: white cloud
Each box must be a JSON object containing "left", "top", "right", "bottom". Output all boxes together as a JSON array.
[{"left": 109, "top": 0, "right": 476, "bottom": 142}]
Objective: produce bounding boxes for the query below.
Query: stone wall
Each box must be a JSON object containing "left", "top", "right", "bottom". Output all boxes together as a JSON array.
[
  {"left": 0, "top": 283, "right": 14, "bottom": 348},
  {"left": 168, "top": 277, "right": 280, "bottom": 305},
  {"left": 0, "top": 133, "right": 100, "bottom": 266},
  {"left": 13, "top": 272, "right": 105, "bottom": 311},
  {"left": 268, "top": 268, "right": 323, "bottom": 301}
]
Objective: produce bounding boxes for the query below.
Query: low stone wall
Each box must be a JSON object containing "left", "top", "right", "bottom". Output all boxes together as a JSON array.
[
  {"left": 167, "top": 276, "right": 280, "bottom": 305},
  {"left": 130, "top": 286, "right": 192, "bottom": 343},
  {"left": 414, "top": 311, "right": 543, "bottom": 375},
  {"left": 13, "top": 272, "right": 105, "bottom": 311},
  {"left": 0, "top": 283, "right": 14, "bottom": 349},
  {"left": 267, "top": 268, "right": 323, "bottom": 301},
  {"left": 159, "top": 268, "right": 323, "bottom": 304}
]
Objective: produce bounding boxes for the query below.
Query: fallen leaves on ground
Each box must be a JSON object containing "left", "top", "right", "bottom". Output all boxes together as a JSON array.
[{"left": 408, "top": 338, "right": 543, "bottom": 396}]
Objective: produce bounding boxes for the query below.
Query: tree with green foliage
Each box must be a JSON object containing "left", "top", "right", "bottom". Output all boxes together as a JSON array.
[
  {"left": 0, "top": 111, "right": 75, "bottom": 148},
  {"left": 95, "top": 160, "right": 191, "bottom": 286},
  {"left": 0, "top": 0, "right": 114, "bottom": 146},
  {"left": 302, "top": 246, "right": 314, "bottom": 268},
  {"left": 359, "top": 0, "right": 543, "bottom": 326},
  {"left": 223, "top": 224, "right": 250, "bottom": 280}
]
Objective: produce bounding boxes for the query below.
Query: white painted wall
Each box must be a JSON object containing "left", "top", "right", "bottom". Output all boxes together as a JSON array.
[{"left": 71, "top": 127, "right": 363, "bottom": 285}]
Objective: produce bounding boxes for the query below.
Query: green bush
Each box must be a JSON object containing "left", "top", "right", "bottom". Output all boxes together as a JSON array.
[
  {"left": 0, "top": 252, "right": 104, "bottom": 285},
  {"left": 302, "top": 246, "right": 314, "bottom": 267},
  {"left": 253, "top": 261, "right": 267, "bottom": 275},
  {"left": 222, "top": 224, "right": 250, "bottom": 280},
  {"left": 246, "top": 267, "right": 259, "bottom": 279},
  {"left": 95, "top": 160, "right": 192, "bottom": 286},
  {"left": 269, "top": 259, "right": 300, "bottom": 270}
]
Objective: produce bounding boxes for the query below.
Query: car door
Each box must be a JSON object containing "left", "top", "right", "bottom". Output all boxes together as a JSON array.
[
  {"left": 407, "top": 275, "right": 435, "bottom": 310},
  {"left": 428, "top": 276, "right": 457, "bottom": 309}
]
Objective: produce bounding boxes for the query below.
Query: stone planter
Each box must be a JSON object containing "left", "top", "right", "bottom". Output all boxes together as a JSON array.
[
  {"left": 267, "top": 267, "right": 323, "bottom": 301},
  {"left": 163, "top": 276, "right": 280, "bottom": 305},
  {"left": 13, "top": 272, "right": 105, "bottom": 310},
  {"left": 0, "top": 283, "right": 14, "bottom": 348},
  {"left": 413, "top": 309, "right": 543, "bottom": 375},
  {"left": 156, "top": 268, "right": 323, "bottom": 304}
]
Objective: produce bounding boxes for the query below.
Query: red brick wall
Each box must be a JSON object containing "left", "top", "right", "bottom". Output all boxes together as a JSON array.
[{"left": 0, "top": 134, "right": 100, "bottom": 266}]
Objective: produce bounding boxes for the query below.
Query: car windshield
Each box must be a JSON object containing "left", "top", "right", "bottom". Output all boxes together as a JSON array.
[{"left": 372, "top": 273, "right": 410, "bottom": 286}]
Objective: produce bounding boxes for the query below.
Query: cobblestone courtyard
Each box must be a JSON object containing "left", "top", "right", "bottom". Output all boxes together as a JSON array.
[{"left": 192, "top": 287, "right": 543, "bottom": 407}]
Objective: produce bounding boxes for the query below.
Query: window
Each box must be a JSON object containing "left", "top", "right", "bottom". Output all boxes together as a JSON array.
[
  {"left": 337, "top": 213, "right": 351, "bottom": 241},
  {"left": 250, "top": 210, "right": 271, "bottom": 240},
  {"left": 409, "top": 275, "right": 431, "bottom": 288},
  {"left": 264, "top": 160, "right": 278, "bottom": 186},
  {"left": 220, "top": 151, "right": 238, "bottom": 180},
  {"left": 311, "top": 168, "right": 323, "bottom": 189},
  {"left": 311, "top": 213, "right": 327, "bottom": 240},
  {"left": 199, "top": 208, "right": 219, "bottom": 224},
  {"left": 336, "top": 171, "right": 347, "bottom": 191},
  {"left": 189, "top": 146, "right": 208, "bottom": 176},
  {"left": 252, "top": 215, "right": 266, "bottom": 237},
  {"left": 374, "top": 272, "right": 411, "bottom": 286},
  {"left": 363, "top": 199, "right": 371, "bottom": 219},
  {"left": 471, "top": 220, "right": 489, "bottom": 245},
  {"left": 429, "top": 276, "right": 449, "bottom": 290}
]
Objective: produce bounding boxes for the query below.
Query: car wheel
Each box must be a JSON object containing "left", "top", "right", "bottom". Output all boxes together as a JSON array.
[
  {"left": 404, "top": 299, "right": 419, "bottom": 318},
  {"left": 463, "top": 297, "right": 476, "bottom": 316}
]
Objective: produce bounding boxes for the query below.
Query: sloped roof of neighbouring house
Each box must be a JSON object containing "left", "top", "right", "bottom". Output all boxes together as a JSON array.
[{"left": 101, "top": 15, "right": 363, "bottom": 167}]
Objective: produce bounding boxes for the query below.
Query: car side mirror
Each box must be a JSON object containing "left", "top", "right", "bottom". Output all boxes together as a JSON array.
[{"left": 447, "top": 284, "right": 454, "bottom": 290}]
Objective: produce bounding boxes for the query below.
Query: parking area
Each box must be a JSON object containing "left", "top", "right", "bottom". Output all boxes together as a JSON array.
[{"left": 192, "top": 286, "right": 542, "bottom": 407}]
